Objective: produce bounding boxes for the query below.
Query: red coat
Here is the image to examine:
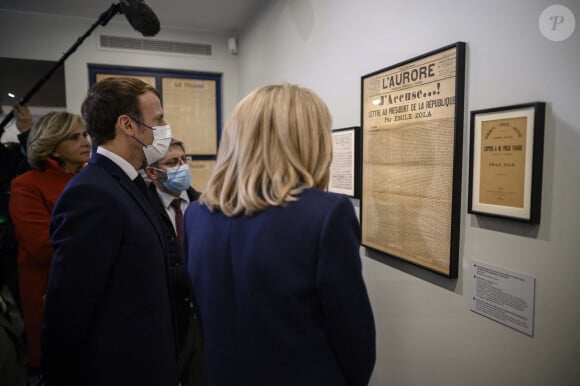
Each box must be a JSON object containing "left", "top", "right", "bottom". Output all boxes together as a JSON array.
[{"left": 9, "top": 158, "right": 79, "bottom": 367}]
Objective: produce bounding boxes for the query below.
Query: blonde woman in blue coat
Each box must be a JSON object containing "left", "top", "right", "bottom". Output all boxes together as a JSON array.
[{"left": 184, "top": 83, "right": 376, "bottom": 386}]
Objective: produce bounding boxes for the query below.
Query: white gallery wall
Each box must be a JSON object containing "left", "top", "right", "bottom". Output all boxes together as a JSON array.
[
  {"left": 0, "top": 10, "right": 242, "bottom": 123},
  {"left": 237, "top": 1, "right": 579, "bottom": 385}
]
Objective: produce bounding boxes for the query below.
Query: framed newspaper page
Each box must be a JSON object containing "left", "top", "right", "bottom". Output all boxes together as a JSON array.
[
  {"left": 161, "top": 77, "right": 218, "bottom": 156},
  {"left": 468, "top": 102, "right": 545, "bottom": 223},
  {"left": 360, "top": 42, "right": 466, "bottom": 278},
  {"left": 188, "top": 158, "right": 217, "bottom": 192},
  {"left": 328, "top": 127, "right": 361, "bottom": 198},
  {"left": 89, "top": 64, "right": 222, "bottom": 157}
]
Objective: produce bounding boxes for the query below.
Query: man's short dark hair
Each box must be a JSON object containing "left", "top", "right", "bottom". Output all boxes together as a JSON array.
[{"left": 81, "top": 77, "right": 159, "bottom": 146}]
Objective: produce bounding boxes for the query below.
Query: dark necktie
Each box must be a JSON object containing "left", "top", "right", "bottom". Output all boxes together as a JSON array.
[
  {"left": 170, "top": 198, "right": 184, "bottom": 244},
  {"left": 133, "top": 174, "right": 149, "bottom": 197}
]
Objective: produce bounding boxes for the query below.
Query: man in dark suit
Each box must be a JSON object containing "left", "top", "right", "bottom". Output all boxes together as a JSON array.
[
  {"left": 144, "top": 138, "right": 204, "bottom": 386},
  {"left": 42, "top": 77, "right": 176, "bottom": 386}
]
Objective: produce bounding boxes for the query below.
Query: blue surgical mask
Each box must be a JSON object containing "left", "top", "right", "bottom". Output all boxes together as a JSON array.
[{"left": 163, "top": 164, "right": 192, "bottom": 192}]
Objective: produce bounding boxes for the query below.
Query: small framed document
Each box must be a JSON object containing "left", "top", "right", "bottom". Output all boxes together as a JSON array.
[
  {"left": 468, "top": 102, "right": 546, "bottom": 223},
  {"left": 328, "top": 127, "right": 361, "bottom": 198}
]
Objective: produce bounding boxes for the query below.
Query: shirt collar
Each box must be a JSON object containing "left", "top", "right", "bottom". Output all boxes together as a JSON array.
[
  {"left": 97, "top": 146, "right": 139, "bottom": 180},
  {"left": 156, "top": 187, "right": 190, "bottom": 209}
]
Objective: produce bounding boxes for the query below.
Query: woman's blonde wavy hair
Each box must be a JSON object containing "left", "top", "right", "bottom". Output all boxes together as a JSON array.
[
  {"left": 200, "top": 83, "right": 333, "bottom": 216},
  {"left": 27, "top": 111, "right": 84, "bottom": 171}
]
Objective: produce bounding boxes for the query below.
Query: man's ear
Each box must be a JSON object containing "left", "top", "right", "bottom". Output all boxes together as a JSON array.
[
  {"left": 117, "top": 115, "right": 135, "bottom": 136},
  {"left": 144, "top": 166, "right": 157, "bottom": 180}
]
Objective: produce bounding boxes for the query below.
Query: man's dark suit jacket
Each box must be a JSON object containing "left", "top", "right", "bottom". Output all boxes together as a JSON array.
[
  {"left": 146, "top": 183, "right": 205, "bottom": 386},
  {"left": 42, "top": 154, "right": 176, "bottom": 386}
]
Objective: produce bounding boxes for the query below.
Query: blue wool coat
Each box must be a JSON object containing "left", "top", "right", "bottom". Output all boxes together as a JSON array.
[{"left": 184, "top": 188, "right": 376, "bottom": 386}]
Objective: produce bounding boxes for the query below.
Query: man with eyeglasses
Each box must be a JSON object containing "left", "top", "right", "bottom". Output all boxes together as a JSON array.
[
  {"left": 144, "top": 138, "right": 203, "bottom": 385},
  {"left": 145, "top": 139, "right": 199, "bottom": 213}
]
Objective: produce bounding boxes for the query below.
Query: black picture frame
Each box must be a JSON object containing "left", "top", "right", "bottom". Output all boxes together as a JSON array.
[
  {"left": 468, "top": 102, "right": 546, "bottom": 224},
  {"left": 360, "top": 42, "right": 466, "bottom": 278},
  {"left": 88, "top": 63, "right": 222, "bottom": 158},
  {"left": 328, "top": 126, "right": 362, "bottom": 199}
]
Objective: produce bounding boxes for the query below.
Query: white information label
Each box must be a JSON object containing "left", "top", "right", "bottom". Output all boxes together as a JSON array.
[{"left": 470, "top": 260, "right": 535, "bottom": 336}]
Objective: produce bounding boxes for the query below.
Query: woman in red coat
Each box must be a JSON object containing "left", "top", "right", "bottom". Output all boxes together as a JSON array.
[{"left": 9, "top": 112, "right": 90, "bottom": 371}]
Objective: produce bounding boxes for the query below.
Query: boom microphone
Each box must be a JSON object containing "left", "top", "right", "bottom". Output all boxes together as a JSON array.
[
  {"left": 118, "top": 0, "right": 161, "bottom": 37},
  {"left": 0, "top": 0, "right": 161, "bottom": 134}
]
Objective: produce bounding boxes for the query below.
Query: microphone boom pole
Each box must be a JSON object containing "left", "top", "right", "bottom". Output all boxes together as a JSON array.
[{"left": 0, "top": 3, "right": 121, "bottom": 134}]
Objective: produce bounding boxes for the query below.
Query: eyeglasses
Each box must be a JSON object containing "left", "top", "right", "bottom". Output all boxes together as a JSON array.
[{"left": 158, "top": 155, "right": 192, "bottom": 168}]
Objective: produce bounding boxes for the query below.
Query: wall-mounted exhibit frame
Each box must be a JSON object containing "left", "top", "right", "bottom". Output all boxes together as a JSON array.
[
  {"left": 360, "top": 42, "right": 466, "bottom": 278},
  {"left": 89, "top": 64, "right": 222, "bottom": 191},
  {"left": 328, "top": 126, "right": 361, "bottom": 198},
  {"left": 468, "top": 102, "right": 545, "bottom": 223},
  {"left": 89, "top": 64, "right": 221, "bottom": 156}
]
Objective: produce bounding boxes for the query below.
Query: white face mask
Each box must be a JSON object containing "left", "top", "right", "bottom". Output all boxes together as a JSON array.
[
  {"left": 142, "top": 124, "right": 172, "bottom": 165},
  {"left": 130, "top": 117, "right": 172, "bottom": 165}
]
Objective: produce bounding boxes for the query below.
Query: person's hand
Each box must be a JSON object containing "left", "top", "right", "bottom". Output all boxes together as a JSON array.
[{"left": 13, "top": 103, "right": 32, "bottom": 133}]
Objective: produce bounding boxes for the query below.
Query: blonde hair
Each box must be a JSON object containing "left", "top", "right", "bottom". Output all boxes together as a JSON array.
[
  {"left": 27, "top": 112, "right": 84, "bottom": 171},
  {"left": 200, "top": 83, "right": 333, "bottom": 216}
]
